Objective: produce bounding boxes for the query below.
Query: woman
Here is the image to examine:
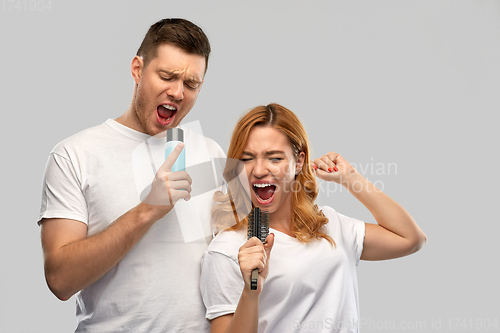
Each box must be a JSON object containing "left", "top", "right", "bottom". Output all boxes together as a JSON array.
[{"left": 200, "top": 103, "right": 426, "bottom": 333}]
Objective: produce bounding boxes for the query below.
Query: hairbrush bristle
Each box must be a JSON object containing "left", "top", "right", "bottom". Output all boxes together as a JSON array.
[
  {"left": 260, "top": 212, "right": 269, "bottom": 244},
  {"left": 247, "top": 207, "right": 270, "bottom": 243},
  {"left": 247, "top": 210, "right": 255, "bottom": 240},
  {"left": 247, "top": 207, "right": 270, "bottom": 290}
]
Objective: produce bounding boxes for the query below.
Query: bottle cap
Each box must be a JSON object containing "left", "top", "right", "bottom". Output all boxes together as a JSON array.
[{"left": 166, "top": 128, "right": 184, "bottom": 142}]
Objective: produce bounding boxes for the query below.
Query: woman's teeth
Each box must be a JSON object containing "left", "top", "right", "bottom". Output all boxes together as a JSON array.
[{"left": 254, "top": 183, "right": 274, "bottom": 188}]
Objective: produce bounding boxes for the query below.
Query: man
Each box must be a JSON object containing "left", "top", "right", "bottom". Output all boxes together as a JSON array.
[{"left": 38, "top": 18, "right": 225, "bottom": 332}]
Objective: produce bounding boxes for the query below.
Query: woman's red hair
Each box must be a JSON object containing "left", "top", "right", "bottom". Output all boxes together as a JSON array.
[{"left": 212, "top": 103, "right": 334, "bottom": 245}]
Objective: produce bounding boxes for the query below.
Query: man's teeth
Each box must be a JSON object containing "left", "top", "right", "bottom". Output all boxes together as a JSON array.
[{"left": 161, "top": 104, "right": 177, "bottom": 111}]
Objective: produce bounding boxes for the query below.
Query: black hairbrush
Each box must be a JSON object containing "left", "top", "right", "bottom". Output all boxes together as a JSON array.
[{"left": 247, "top": 207, "right": 270, "bottom": 290}]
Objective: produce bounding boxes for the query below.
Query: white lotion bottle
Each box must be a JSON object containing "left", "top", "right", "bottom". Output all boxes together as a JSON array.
[{"left": 165, "top": 127, "right": 185, "bottom": 172}]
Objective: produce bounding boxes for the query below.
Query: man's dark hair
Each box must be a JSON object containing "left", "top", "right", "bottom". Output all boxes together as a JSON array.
[{"left": 137, "top": 18, "right": 211, "bottom": 73}]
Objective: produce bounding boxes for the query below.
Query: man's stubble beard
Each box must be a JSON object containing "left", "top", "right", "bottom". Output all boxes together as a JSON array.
[{"left": 133, "top": 86, "right": 155, "bottom": 136}]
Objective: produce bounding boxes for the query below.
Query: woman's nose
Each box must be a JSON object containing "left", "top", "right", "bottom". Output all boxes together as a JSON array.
[{"left": 252, "top": 159, "right": 269, "bottom": 178}]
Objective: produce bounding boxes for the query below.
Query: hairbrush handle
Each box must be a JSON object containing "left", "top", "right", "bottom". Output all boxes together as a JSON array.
[{"left": 250, "top": 269, "right": 259, "bottom": 290}]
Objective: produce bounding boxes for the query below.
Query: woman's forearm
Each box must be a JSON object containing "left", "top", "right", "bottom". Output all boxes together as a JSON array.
[
  {"left": 211, "top": 234, "right": 275, "bottom": 333},
  {"left": 222, "top": 289, "right": 260, "bottom": 333},
  {"left": 343, "top": 171, "right": 427, "bottom": 254}
]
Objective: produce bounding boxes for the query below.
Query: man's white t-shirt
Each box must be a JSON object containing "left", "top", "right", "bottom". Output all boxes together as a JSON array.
[
  {"left": 200, "top": 206, "right": 365, "bottom": 333},
  {"left": 39, "top": 119, "right": 226, "bottom": 332}
]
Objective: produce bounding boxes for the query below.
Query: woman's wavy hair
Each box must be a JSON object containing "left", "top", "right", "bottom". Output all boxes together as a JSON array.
[{"left": 212, "top": 103, "right": 334, "bottom": 246}]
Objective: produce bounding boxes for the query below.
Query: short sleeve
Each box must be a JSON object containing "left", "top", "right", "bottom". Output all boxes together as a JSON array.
[
  {"left": 38, "top": 152, "right": 88, "bottom": 225},
  {"left": 337, "top": 213, "right": 366, "bottom": 266},
  {"left": 200, "top": 250, "right": 244, "bottom": 320}
]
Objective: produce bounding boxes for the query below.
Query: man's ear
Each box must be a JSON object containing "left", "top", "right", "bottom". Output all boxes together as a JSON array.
[{"left": 131, "top": 56, "right": 144, "bottom": 84}]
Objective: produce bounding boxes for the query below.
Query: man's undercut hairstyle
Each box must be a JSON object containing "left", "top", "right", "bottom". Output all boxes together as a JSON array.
[{"left": 137, "top": 18, "right": 211, "bottom": 73}]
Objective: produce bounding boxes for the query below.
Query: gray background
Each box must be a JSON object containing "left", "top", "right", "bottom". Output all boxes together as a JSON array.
[{"left": 1, "top": 0, "right": 499, "bottom": 332}]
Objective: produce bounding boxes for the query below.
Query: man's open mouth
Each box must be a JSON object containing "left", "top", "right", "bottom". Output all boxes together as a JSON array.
[
  {"left": 157, "top": 104, "right": 177, "bottom": 125},
  {"left": 253, "top": 183, "right": 276, "bottom": 203}
]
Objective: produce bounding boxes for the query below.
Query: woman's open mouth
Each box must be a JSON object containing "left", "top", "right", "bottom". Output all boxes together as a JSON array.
[
  {"left": 253, "top": 182, "right": 276, "bottom": 205},
  {"left": 156, "top": 104, "right": 177, "bottom": 126}
]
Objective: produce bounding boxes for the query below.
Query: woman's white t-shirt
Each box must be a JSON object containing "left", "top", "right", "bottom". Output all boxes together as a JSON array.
[{"left": 200, "top": 206, "right": 366, "bottom": 333}]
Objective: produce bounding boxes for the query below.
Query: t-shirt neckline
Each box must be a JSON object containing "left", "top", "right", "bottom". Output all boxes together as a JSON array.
[
  {"left": 269, "top": 227, "right": 299, "bottom": 242},
  {"left": 105, "top": 119, "right": 182, "bottom": 145}
]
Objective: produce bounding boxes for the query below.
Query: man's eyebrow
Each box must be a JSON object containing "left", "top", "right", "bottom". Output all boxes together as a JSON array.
[
  {"left": 158, "top": 70, "right": 202, "bottom": 84},
  {"left": 159, "top": 69, "right": 177, "bottom": 76},
  {"left": 186, "top": 77, "right": 203, "bottom": 84}
]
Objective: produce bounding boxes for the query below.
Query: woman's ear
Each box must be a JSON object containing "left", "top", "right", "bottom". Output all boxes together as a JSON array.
[
  {"left": 296, "top": 151, "right": 306, "bottom": 174},
  {"left": 131, "top": 56, "right": 144, "bottom": 84}
]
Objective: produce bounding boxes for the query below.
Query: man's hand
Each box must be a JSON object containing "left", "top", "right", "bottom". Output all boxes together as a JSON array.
[{"left": 143, "top": 142, "right": 192, "bottom": 218}]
